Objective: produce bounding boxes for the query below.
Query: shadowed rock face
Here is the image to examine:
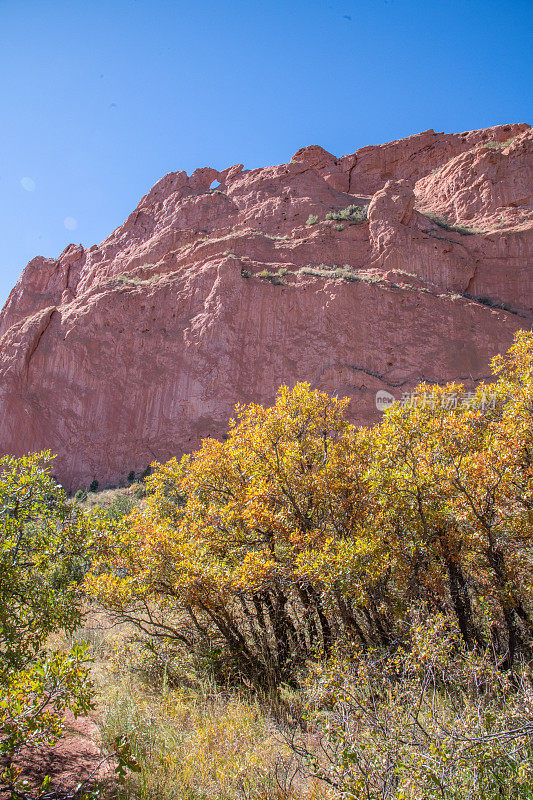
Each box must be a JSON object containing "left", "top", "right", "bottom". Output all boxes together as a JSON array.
[{"left": 1, "top": 123, "right": 532, "bottom": 490}]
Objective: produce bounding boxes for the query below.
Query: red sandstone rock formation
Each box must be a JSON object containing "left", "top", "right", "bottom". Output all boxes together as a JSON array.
[{"left": 1, "top": 123, "right": 531, "bottom": 489}]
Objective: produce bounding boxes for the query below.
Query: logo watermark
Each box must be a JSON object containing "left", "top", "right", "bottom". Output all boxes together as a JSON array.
[
  {"left": 375, "top": 390, "right": 396, "bottom": 411},
  {"left": 376, "top": 390, "right": 497, "bottom": 412}
]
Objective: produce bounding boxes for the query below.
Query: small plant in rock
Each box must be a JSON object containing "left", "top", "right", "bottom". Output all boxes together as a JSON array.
[
  {"left": 484, "top": 136, "right": 516, "bottom": 150},
  {"left": 299, "top": 266, "right": 335, "bottom": 278},
  {"left": 422, "top": 211, "right": 481, "bottom": 235},
  {"left": 117, "top": 274, "right": 160, "bottom": 286},
  {"left": 326, "top": 204, "right": 369, "bottom": 224},
  {"left": 463, "top": 293, "right": 514, "bottom": 312},
  {"left": 257, "top": 269, "right": 287, "bottom": 285},
  {"left": 306, "top": 214, "right": 319, "bottom": 226},
  {"left": 334, "top": 266, "right": 359, "bottom": 281}
]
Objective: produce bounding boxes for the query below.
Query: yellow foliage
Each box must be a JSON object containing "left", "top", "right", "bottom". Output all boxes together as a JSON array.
[{"left": 87, "top": 334, "right": 533, "bottom": 683}]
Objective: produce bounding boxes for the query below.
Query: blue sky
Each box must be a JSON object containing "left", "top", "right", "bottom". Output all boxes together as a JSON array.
[{"left": 0, "top": 0, "right": 531, "bottom": 307}]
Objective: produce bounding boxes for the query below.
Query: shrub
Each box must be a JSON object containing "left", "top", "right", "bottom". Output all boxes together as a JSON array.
[
  {"left": 305, "top": 214, "right": 319, "bottom": 226},
  {"left": 464, "top": 293, "right": 514, "bottom": 312},
  {"left": 257, "top": 269, "right": 287, "bottom": 285},
  {"left": 325, "top": 204, "right": 368, "bottom": 224},
  {"left": 299, "top": 266, "right": 335, "bottom": 278},
  {"left": 0, "top": 453, "right": 95, "bottom": 794},
  {"left": 87, "top": 332, "right": 533, "bottom": 689},
  {"left": 299, "top": 265, "right": 360, "bottom": 282},
  {"left": 333, "top": 267, "right": 359, "bottom": 281},
  {"left": 89, "top": 479, "right": 99, "bottom": 493},
  {"left": 484, "top": 136, "right": 516, "bottom": 150},
  {"left": 104, "top": 494, "right": 137, "bottom": 521},
  {"left": 298, "top": 611, "right": 533, "bottom": 799},
  {"left": 422, "top": 211, "right": 481, "bottom": 235}
]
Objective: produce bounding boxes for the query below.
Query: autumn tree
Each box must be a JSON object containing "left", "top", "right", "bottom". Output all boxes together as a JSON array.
[
  {"left": 87, "top": 333, "right": 533, "bottom": 684},
  {"left": 86, "top": 385, "right": 374, "bottom": 686}
]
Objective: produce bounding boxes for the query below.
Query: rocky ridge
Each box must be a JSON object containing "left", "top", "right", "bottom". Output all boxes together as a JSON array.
[{"left": 1, "top": 122, "right": 531, "bottom": 489}]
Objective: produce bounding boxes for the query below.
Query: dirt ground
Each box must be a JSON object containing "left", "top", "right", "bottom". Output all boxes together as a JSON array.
[{"left": 1, "top": 712, "right": 113, "bottom": 798}]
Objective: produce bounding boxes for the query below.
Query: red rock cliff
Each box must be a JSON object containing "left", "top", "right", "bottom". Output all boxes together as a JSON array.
[{"left": 1, "top": 123, "right": 532, "bottom": 489}]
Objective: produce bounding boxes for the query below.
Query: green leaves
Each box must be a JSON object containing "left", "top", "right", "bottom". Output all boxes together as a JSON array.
[
  {"left": 0, "top": 452, "right": 91, "bottom": 674},
  {"left": 112, "top": 735, "right": 141, "bottom": 781},
  {"left": 0, "top": 452, "right": 95, "bottom": 796}
]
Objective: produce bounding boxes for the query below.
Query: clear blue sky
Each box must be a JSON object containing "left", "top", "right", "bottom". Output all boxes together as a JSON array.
[{"left": 0, "top": 0, "right": 531, "bottom": 307}]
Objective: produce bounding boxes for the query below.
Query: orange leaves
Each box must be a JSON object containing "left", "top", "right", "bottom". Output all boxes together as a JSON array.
[{"left": 87, "top": 334, "right": 533, "bottom": 670}]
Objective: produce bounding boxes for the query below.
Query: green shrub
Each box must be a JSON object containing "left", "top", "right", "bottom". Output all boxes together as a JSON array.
[
  {"left": 104, "top": 494, "right": 137, "bottom": 521},
  {"left": 305, "top": 214, "right": 319, "bottom": 226},
  {"left": 422, "top": 211, "right": 481, "bottom": 235},
  {"left": 484, "top": 136, "right": 516, "bottom": 150},
  {"left": 325, "top": 204, "right": 369, "bottom": 224},
  {"left": 300, "top": 612, "right": 533, "bottom": 799},
  {"left": 299, "top": 265, "right": 361, "bottom": 282},
  {"left": 0, "top": 453, "right": 95, "bottom": 795},
  {"left": 333, "top": 266, "right": 359, "bottom": 281},
  {"left": 463, "top": 293, "right": 514, "bottom": 312},
  {"left": 256, "top": 269, "right": 287, "bottom": 285},
  {"left": 89, "top": 479, "right": 99, "bottom": 493},
  {"left": 299, "top": 266, "right": 335, "bottom": 278}
]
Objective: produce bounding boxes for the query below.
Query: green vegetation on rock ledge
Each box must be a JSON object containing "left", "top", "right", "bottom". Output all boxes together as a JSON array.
[
  {"left": 325, "top": 203, "right": 369, "bottom": 224},
  {"left": 422, "top": 210, "right": 482, "bottom": 235}
]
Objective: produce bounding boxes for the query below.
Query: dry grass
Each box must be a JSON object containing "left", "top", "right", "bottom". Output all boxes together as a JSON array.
[
  {"left": 99, "top": 676, "right": 323, "bottom": 800},
  {"left": 78, "top": 485, "right": 144, "bottom": 513},
  {"left": 65, "top": 618, "right": 330, "bottom": 800}
]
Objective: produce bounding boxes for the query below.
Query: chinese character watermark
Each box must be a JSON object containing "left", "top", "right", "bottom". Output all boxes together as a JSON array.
[{"left": 376, "top": 390, "right": 497, "bottom": 412}]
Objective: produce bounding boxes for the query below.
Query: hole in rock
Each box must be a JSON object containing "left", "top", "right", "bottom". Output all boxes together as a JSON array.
[{"left": 210, "top": 179, "right": 221, "bottom": 190}]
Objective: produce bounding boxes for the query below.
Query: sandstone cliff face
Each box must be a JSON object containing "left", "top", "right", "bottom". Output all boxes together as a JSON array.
[{"left": 1, "top": 123, "right": 531, "bottom": 489}]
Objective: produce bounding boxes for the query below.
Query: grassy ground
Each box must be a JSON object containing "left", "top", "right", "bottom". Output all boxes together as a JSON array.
[{"left": 72, "top": 617, "right": 329, "bottom": 800}]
